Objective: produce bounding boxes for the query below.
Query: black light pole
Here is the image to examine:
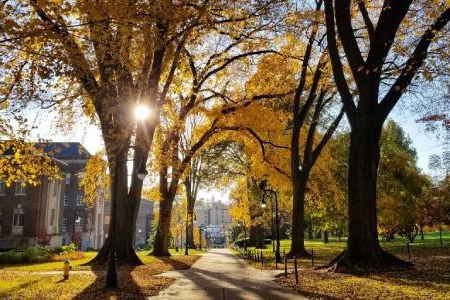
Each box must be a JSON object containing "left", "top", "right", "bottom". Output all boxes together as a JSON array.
[
  {"left": 238, "top": 219, "right": 247, "bottom": 252},
  {"left": 260, "top": 180, "right": 281, "bottom": 263},
  {"left": 185, "top": 213, "right": 189, "bottom": 255},
  {"left": 72, "top": 211, "right": 79, "bottom": 246},
  {"left": 199, "top": 225, "right": 203, "bottom": 251}
]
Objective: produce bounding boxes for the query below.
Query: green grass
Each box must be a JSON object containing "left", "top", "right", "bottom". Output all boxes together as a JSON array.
[{"left": 240, "top": 231, "right": 450, "bottom": 266}]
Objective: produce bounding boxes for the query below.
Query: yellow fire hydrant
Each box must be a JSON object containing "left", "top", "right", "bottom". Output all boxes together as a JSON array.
[{"left": 63, "top": 259, "right": 70, "bottom": 280}]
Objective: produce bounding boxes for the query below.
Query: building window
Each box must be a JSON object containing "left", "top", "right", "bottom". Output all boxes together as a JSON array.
[
  {"left": 50, "top": 209, "right": 55, "bottom": 226},
  {"left": 52, "top": 180, "right": 58, "bottom": 196},
  {"left": 75, "top": 217, "right": 84, "bottom": 226},
  {"left": 62, "top": 218, "right": 67, "bottom": 232},
  {"left": 63, "top": 195, "right": 69, "bottom": 206},
  {"left": 15, "top": 182, "right": 26, "bottom": 196},
  {"left": 77, "top": 194, "right": 84, "bottom": 206},
  {"left": 12, "top": 208, "right": 25, "bottom": 235},
  {"left": 66, "top": 173, "right": 71, "bottom": 185},
  {"left": 0, "top": 181, "right": 5, "bottom": 195}
]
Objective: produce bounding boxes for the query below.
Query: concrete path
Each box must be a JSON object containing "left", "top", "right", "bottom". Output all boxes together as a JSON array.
[{"left": 149, "top": 248, "right": 307, "bottom": 300}]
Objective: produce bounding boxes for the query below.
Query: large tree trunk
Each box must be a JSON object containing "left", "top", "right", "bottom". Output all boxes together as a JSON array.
[
  {"left": 327, "top": 120, "right": 410, "bottom": 272},
  {"left": 152, "top": 193, "right": 175, "bottom": 256},
  {"left": 90, "top": 154, "right": 142, "bottom": 265},
  {"left": 289, "top": 171, "right": 310, "bottom": 257}
]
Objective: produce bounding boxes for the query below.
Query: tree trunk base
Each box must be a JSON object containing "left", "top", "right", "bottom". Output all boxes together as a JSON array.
[
  {"left": 320, "top": 248, "right": 413, "bottom": 274},
  {"left": 287, "top": 248, "right": 311, "bottom": 258},
  {"left": 150, "top": 248, "right": 171, "bottom": 257},
  {"left": 86, "top": 240, "right": 143, "bottom": 266}
]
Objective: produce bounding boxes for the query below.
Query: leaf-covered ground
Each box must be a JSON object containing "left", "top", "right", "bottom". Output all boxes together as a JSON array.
[
  {"left": 239, "top": 235, "right": 450, "bottom": 299},
  {"left": 0, "top": 254, "right": 200, "bottom": 299}
]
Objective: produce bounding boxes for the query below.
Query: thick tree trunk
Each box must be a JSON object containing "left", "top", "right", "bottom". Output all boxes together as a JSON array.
[
  {"left": 250, "top": 225, "right": 266, "bottom": 248},
  {"left": 323, "top": 230, "right": 329, "bottom": 243},
  {"left": 90, "top": 155, "right": 142, "bottom": 265},
  {"left": 289, "top": 172, "right": 310, "bottom": 257},
  {"left": 327, "top": 121, "right": 410, "bottom": 272},
  {"left": 152, "top": 192, "right": 175, "bottom": 256},
  {"left": 187, "top": 210, "right": 195, "bottom": 248}
]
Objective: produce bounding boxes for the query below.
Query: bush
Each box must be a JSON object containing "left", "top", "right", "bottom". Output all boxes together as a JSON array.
[
  {"left": 24, "top": 247, "right": 51, "bottom": 263},
  {"left": 0, "top": 247, "right": 51, "bottom": 264},
  {"left": 0, "top": 251, "right": 25, "bottom": 264},
  {"left": 234, "top": 238, "right": 249, "bottom": 247}
]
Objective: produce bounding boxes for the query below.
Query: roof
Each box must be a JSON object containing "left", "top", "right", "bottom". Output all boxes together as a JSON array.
[
  {"left": 38, "top": 142, "right": 92, "bottom": 160},
  {"left": 1, "top": 141, "right": 91, "bottom": 160}
]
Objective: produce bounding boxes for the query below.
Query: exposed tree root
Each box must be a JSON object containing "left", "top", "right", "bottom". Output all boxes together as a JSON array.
[
  {"left": 318, "top": 248, "right": 413, "bottom": 274},
  {"left": 85, "top": 239, "right": 143, "bottom": 266}
]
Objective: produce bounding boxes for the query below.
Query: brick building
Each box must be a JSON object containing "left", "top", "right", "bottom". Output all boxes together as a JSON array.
[
  {"left": 0, "top": 142, "right": 106, "bottom": 250},
  {"left": 0, "top": 163, "right": 66, "bottom": 249}
]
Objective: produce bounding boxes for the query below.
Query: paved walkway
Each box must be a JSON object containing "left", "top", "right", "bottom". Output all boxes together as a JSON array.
[{"left": 149, "top": 248, "right": 307, "bottom": 300}]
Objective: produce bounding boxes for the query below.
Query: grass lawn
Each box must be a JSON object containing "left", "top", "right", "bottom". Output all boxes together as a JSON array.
[
  {"left": 236, "top": 232, "right": 450, "bottom": 299},
  {"left": 0, "top": 249, "right": 204, "bottom": 299}
]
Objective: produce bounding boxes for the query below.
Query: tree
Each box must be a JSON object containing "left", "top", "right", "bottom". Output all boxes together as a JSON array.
[
  {"left": 324, "top": 0, "right": 450, "bottom": 271},
  {"left": 2, "top": 0, "right": 285, "bottom": 263},
  {"left": 377, "top": 121, "right": 430, "bottom": 243},
  {"left": 149, "top": 1, "right": 287, "bottom": 256}
]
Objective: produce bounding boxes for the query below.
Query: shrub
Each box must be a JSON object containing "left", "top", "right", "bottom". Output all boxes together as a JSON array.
[
  {"left": 24, "top": 247, "right": 51, "bottom": 263},
  {"left": 234, "top": 238, "right": 249, "bottom": 247},
  {"left": 0, "top": 247, "right": 51, "bottom": 264},
  {"left": 0, "top": 251, "right": 25, "bottom": 264}
]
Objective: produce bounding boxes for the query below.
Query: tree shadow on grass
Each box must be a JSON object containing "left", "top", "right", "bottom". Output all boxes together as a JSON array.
[
  {"left": 72, "top": 264, "right": 146, "bottom": 300},
  {"left": 0, "top": 279, "right": 41, "bottom": 297}
]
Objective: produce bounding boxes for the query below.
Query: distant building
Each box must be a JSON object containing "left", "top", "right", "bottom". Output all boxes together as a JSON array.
[
  {"left": 0, "top": 142, "right": 106, "bottom": 250},
  {"left": 45, "top": 143, "right": 106, "bottom": 251},
  {"left": 193, "top": 199, "right": 231, "bottom": 247},
  {"left": 134, "top": 199, "right": 154, "bottom": 247},
  {"left": 0, "top": 162, "right": 66, "bottom": 249},
  {"left": 195, "top": 199, "right": 231, "bottom": 229}
]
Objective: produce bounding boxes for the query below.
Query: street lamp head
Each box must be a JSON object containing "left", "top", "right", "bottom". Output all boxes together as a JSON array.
[
  {"left": 260, "top": 201, "right": 267, "bottom": 208},
  {"left": 136, "top": 170, "right": 148, "bottom": 180},
  {"left": 134, "top": 104, "right": 152, "bottom": 121},
  {"left": 136, "top": 161, "right": 148, "bottom": 180}
]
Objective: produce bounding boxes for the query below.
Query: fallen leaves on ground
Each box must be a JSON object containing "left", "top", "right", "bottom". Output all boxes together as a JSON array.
[
  {"left": 273, "top": 247, "right": 450, "bottom": 299},
  {"left": 0, "top": 255, "right": 199, "bottom": 299}
]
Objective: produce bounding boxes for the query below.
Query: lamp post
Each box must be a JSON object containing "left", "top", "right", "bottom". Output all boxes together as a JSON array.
[
  {"left": 199, "top": 224, "right": 205, "bottom": 250},
  {"left": 260, "top": 180, "right": 281, "bottom": 263},
  {"left": 105, "top": 104, "right": 151, "bottom": 288},
  {"left": 185, "top": 211, "right": 196, "bottom": 255},
  {"left": 237, "top": 219, "right": 247, "bottom": 252},
  {"left": 72, "top": 211, "right": 80, "bottom": 247}
]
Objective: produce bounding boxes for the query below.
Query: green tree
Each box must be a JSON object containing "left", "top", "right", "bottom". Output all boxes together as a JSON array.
[
  {"left": 377, "top": 121, "right": 431, "bottom": 243},
  {"left": 324, "top": 0, "right": 450, "bottom": 272}
]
